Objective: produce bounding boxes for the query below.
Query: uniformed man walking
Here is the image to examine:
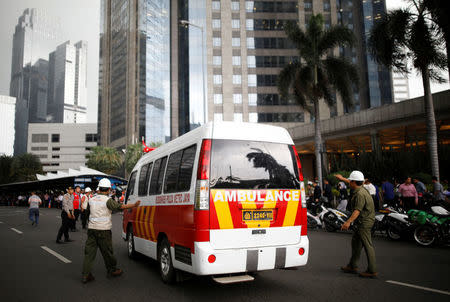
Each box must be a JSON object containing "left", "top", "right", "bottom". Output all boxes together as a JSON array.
[
  {"left": 81, "top": 178, "right": 140, "bottom": 284},
  {"left": 335, "top": 171, "right": 377, "bottom": 278},
  {"left": 56, "top": 187, "right": 75, "bottom": 243}
]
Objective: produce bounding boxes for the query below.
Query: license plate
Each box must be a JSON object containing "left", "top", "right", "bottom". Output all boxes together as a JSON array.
[{"left": 242, "top": 210, "right": 274, "bottom": 221}]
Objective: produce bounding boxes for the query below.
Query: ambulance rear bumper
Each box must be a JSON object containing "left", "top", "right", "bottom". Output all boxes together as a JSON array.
[{"left": 192, "top": 235, "right": 309, "bottom": 275}]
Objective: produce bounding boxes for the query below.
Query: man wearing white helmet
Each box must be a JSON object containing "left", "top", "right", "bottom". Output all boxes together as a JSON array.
[
  {"left": 81, "top": 178, "right": 140, "bottom": 284},
  {"left": 335, "top": 171, "right": 377, "bottom": 278}
]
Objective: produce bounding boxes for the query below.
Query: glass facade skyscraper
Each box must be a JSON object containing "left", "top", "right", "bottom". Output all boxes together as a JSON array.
[{"left": 10, "top": 8, "right": 61, "bottom": 155}]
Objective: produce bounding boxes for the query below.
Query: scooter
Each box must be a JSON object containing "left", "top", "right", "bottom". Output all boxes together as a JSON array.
[
  {"left": 306, "top": 198, "right": 329, "bottom": 229},
  {"left": 322, "top": 207, "right": 352, "bottom": 232},
  {"left": 381, "top": 205, "right": 415, "bottom": 240}
]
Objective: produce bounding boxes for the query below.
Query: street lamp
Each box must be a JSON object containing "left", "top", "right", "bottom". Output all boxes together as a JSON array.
[{"left": 179, "top": 20, "right": 207, "bottom": 125}]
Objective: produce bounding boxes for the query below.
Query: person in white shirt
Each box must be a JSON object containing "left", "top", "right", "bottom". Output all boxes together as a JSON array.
[
  {"left": 28, "top": 192, "right": 42, "bottom": 226},
  {"left": 81, "top": 187, "right": 93, "bottom": 229},
  {"left": 364, "top": 179, "right": 378, "bottom": 211}
]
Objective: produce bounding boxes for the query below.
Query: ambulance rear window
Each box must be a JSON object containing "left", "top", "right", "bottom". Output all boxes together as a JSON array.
[{"left": 210, "top": 140, "right": 300, "bottom": 189}]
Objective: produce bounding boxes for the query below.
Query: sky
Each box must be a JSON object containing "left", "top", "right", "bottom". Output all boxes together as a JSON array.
[{"left": 0, "top": 0, "right": 100, "bottom": 123}]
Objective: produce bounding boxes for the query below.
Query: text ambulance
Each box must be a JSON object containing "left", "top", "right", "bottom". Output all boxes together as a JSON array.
[{"left": 122, "top": 122, "right": 308, "bottom": 283}]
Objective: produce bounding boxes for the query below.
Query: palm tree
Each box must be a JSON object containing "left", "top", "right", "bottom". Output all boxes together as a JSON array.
[
  {"left": 278, "top": 14, "right": 358, "bottom": 186},
  {"left": 86, "top": 146, "right": 123, "bottom": 175},
  {"left": 424, "top": 0, "right": 450, "bottom": 80},
  {"left": 368, "top": 1, "right": 447, "bottom": 180}
]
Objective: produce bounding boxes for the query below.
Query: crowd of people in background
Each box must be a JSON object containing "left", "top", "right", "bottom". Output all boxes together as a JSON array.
[{"left": 306, "top": 175, "right": 450, "bottom": 213}]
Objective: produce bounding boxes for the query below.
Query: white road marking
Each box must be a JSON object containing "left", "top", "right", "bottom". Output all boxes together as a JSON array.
[
  {"left": 0, "top": 221, "right": 3, "bottom": 224},
  {"left": 41, "top": 246, "right": 72, "bottom": 264},
  {"left": 11, "top": 228, "right": 23, "bottom": 234},
  {"left": 386, "top": 280, "right": 450, "bottom": 296}
]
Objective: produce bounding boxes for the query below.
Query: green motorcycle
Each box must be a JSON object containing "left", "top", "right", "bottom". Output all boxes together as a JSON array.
[{"left": 408, "top": 206, "right": 450, "bottom": 247}]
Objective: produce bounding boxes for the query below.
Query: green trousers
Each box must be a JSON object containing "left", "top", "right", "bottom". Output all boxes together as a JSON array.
[
  {"left": 82, "top": 229, "right": 117, "bottom": 276},
  {"left": 348, "top": 227, "right": 377, "bottom": 273}
]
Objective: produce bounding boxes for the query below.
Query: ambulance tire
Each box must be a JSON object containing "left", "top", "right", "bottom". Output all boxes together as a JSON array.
[
  {"left": 158, "top": 238, "right": 176, "bottom": 284},
  {"left": 127, "top": 226, "right": 138, "bottom": 259}
]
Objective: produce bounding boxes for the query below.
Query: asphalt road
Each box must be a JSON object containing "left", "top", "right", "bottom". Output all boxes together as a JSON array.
[{"left": 0, "top": 206, "right": 449, "bottom": 302}]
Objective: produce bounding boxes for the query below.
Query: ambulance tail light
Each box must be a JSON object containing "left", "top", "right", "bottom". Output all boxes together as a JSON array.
[{"left": 195, "top": 139, "right": 211, "bottom": 211}]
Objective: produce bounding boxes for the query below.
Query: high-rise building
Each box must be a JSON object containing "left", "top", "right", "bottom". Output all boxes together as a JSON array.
[
  {"left": 10, "top": 8, "right": 62, "bottom": 155},
  {"left": 47, "top": 41, "right": 88, "bottom": 123},
  {"left": 98, "top": 0, "right": 393, "bottom": 149},
  {"left": 392, "top": 71, "right": 410, "bottom": 102},
  {"left": 0, "top": 96, "right": 16, "bottom": 156},
  {"left": 23, "top": 59, "right": 49, "bottom": 123}
]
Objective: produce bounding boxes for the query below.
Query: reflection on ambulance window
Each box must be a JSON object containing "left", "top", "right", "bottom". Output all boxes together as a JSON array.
[{"left": 210, "top": 140, "right": 300, "bottom": 189}]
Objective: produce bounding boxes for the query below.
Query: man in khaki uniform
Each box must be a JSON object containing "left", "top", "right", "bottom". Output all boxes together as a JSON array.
[
  {"left": 81, "top": 178, "right": 140, "bottom": 284},
  {"left": 336, "top": 171, "right": 377, "bottom": 278}
]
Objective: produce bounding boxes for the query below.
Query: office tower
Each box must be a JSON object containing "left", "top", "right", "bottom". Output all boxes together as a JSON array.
[
  {"left": 0, "top": 96, "right": 16, "bottom": 156},
  {"left": 392, "top": 71, "right": 410, "bottom": 102},
  {"left": 47, "top": 41, "right": 88, "bottom": 123},
  {"left": 10, "top": 8, "right": 61, "bottom": 155},
  {"left": 99, "top": 0, "right": 394, "bottom": 150},
  {"left": 23, "top": 59, "right": 49, "bottom": 123}
]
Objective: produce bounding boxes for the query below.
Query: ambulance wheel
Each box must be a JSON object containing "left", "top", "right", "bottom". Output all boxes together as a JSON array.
[
  {"left": 127, "top": 226, "right": 137, "bottom": 259},
  {"left": 158, "top": 238, "right": 176, "bottom": 284}
]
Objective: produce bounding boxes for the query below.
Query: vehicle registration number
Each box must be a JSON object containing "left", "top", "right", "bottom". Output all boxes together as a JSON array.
[{"left": 242, "top": 210, "right": 274, "bottom": 221}]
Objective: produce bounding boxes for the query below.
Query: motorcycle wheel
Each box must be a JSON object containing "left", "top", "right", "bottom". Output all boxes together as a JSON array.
[
  {"left": 307, "top": 216, "right": 318, "bottom": 229},
  {"left": 323, "top": 212, "right": 337, "bottom": 232},
  {"left": 387, "top": 226, "right": 401, "bottom": 241},
  {"left": 414, "top": 225, "right": 436, "bottom": 247}
]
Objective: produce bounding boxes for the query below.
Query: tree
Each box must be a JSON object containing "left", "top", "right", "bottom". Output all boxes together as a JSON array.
[
  {"left": 10, "top": 153, "right": 43, "bottom": 182},
  {"left": 368, "top": 1, "right": 447, "bottom": 180},
  {"left": 424, "top": 0, "right": 450, "bottom": 80},
  {"left": 125, "top": 144, "right": 143, "bottom": 174},
  {"left": 278, "top": 14, "right": 358, "bottom": 186},
  {"left": 86, "top": 146, "right": 123, "bottom": 175},
  {"left": 0, "top": 155, "right": 14, "bottom": 184}
]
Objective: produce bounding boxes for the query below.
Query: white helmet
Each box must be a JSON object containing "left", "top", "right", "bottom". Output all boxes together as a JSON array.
[
  {"left": 85, "top": 187, "right": 92, "bottom": 193},
  {"left": 98, "top": 178, "right": 112, "bottom": 189},
  {"left": 348, "top": 170, "right": 365, "bottom": 182}
]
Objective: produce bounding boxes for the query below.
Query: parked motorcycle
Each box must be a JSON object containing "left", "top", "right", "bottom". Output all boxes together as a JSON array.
[
  {"left": 372, "top": 204, "right": 414, "bottom": 240},
  {"left": 306, "top": 198, "right": 329, "bottom": 229},
  {"left": 410, "top": 205, "right": 450, "bottom": 246},
  {"left": 322, "top": 207, "right": 352, "bottom": 232}
]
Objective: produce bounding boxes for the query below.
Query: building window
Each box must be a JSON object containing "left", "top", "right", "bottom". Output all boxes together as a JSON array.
[
  {"left": 232, "top": 19, "right": 240, "bottom": 29},
  {"left": 247, "top": 37, "right": 255, "bottom": 49},
  {"left": 231, "top": 1, "right": 240, "bottom": 11},
  {"left": 304, "top": 0, "right": 313, "bottom": 11},
  {"left": 249, "top": 112, "right": 258, "bottom": 123},
  {"left": 246, "top": 19, "right": 254, "bottom": 31},
  {"left": 232, "top": 37, "right": 241, "bottom": 47},
  {"left": 52, "top": 147, "right": 60, "bottom": 151},
  {"left": 213, "top": 37, "right": 221, "bottom": 47},
  {"left": 31, "top": 134, "right": 49, "bottom": 143},
  {"left": 324, "top": 0, "right": 331, "bottom": 12},
  {"left": 85, "top": 133, "right": 97, "bottom": 142},
  {"left": 258, "top": 112, "right": 304, "bottom": 123},
  {"left": 233, "top": 75, "right": 242, "bottom": 85},
  {"left": 248, "top": 93, "right": 257, "bottom": 106},
  {"left": 214, "top": 94, "right": 223, "bottom": 104},
  {"left": 247, "top": 56, "right": 256, "bottom": 67},
  {"left": 246, "top": 1, "right": 254, "bottom": 12},
  {"left": 85, "top": 147, "right": 92, "bottom": 151},
  {"left": 251, "top": 1, "right": 298, "bottom": 13},
  {"left": 234, "top": 113, "right": 243, "bottom": 122},
  {"left": 213, "top": 56, "right": 222, "bottom": 66},
  {"left": 233, "top": 94, "right": 242, "bottom": 104},
  {"left": 51, "top": 134, "right": 60, "bottom": 143},
  {"left": 212, "top": 1, "right": 220, "bottom": 10},
  {"left": 31, "top": 146, "right": 48, "bottom": 151},
  {"left": 37, "top": 154, "right": 47, "bottom": 159},
  {"left": 248, "top": 74, "right": 257, "bottom": 87},
  {"left": 52, "top": 155, "right": 60, "bottom": 159},
  {"left": 214, "top": 75, "right": 223, "bottom": 85},
  {"left": 214, "top": 113, "right": 223, "bottom": 122},
  {"left": 232, "top": 56, "right": 241, "bottom": 66},
  {"left": 212, "top": 19, "right": 221, "bottom": 29}
]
